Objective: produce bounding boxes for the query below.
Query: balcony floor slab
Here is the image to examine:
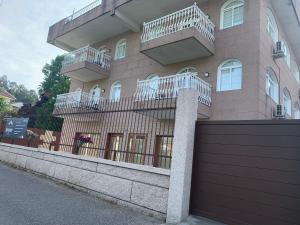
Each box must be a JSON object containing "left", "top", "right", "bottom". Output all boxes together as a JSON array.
[
  {"left": 61, "top": 61, "right": 110, "bottom": 82},
  {"left": 140, "top": 27, "right": 214, "bottom": 65}
]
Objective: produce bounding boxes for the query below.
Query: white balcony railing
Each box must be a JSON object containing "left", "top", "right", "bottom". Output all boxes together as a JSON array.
[
  {"left": 66, "top": 0, "right": 102, "bottom": 23},
  {"left": 141, "top": 3, "right": 215, "bottom": 43},
  {"left": 62, "top": 46, "right": 111, "bottom": 71},
  {"left": 55, "top": 91, "right": 104, "bottom": 110},
  {"left": 135, "top": 72, "right": 212, "bottom": 106}
]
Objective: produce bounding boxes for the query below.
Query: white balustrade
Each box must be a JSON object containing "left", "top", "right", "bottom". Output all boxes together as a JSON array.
[
  {"left": 141, "top": 3, "right": 215, "bottom": 43},
  {"left": 135, "top": 72, "right": 212, "bottom": 106},
  {"left": 66, "top": 0, "right": 102, "bottom": 22},
  {"left": 62, "top": 46, "right": 111, "bottom": 71},
  {"left": 55, "top": 91, "right": 104, "bottom": 109}
]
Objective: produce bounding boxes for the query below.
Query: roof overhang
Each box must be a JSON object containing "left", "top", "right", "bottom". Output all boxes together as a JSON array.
[{"left": 47, "top": 0, "right": 208, "bottom": 51}]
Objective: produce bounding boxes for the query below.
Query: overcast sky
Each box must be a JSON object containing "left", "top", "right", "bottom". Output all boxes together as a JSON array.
[{"left": 0, "top": 0, "right": 93, "bottom": 91}]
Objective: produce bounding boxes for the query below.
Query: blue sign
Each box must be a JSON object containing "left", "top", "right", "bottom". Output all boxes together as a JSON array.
[{"left": 3, "top": 118, "right": 29, "bottom": 139}]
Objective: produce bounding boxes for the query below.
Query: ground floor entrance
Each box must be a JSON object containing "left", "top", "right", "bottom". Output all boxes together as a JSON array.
[{"left": 190, "top": 120, "right": 300, "bottom": 225}]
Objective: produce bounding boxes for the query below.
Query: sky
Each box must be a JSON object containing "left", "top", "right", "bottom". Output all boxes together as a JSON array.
[{"left": 0, "top": 0, "right": 93, "bottom": 91}]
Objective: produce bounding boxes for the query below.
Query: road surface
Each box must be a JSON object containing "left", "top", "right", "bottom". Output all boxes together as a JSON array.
[{"left": 0, "top": 163, "right": 162, "bottom": 225}]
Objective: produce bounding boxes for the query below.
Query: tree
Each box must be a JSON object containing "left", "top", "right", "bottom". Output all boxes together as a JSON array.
[
  {"left": 34, "top": 55, "right": 70, "bottom": 131},
  {"left": 0, "top": 97, "right": 15, "bottom": 120},
  {"left": 0, "top": 75, "right": 38, "bottom": 104},
  {"left": 38, "top": 55, "right": 70, "bottom": 112},
  {"left": 0, "top": 97, "right": 10, "bottom": 112}
]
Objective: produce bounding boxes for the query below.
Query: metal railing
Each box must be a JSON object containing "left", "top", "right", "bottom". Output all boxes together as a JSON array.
[
  {"left": 135, "top": 72, "right": 212, "bottom": 106},
  {"left": 62, "top": 46, "right": 111, "bottom": 71},
  {"left": 1, "top": 96, "right": 176, "bottom": 169},
  {"left": 141, "top": 3, "right": 215, "bottom": 43},
  {"left": 65, "top": 0, "right": 102, "bottom": 23},
  {"left": 55, "top": 91, "right": 104, "bottom": 110}
]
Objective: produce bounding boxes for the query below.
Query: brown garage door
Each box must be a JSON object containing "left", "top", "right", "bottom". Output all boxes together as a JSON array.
[{"left": 190, "top": 120, "right": 300, "bottom": 225}]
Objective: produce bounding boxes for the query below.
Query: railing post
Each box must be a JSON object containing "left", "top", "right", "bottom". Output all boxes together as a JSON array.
[{"left": 166, "top": 89, "right": 198, "bottom": 223}]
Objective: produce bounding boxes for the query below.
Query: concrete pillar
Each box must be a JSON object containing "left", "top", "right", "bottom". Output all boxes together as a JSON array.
[{"left": 166, "top": 89, "right": 198, "bottom": 224}]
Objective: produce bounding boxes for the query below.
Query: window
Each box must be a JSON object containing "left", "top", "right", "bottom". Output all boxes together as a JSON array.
[
  {"left": 266, "top": 8, "right": 278, "bottom": 43},
  {"left": 146, "top": 74, "right": 160, "bottom": 96},
  {"left": 115, "top": 39, "right": 127, "bottom": 60},
  {"left": 294, "top": 105, "right": 300, "bottom": 119},
  {"left": 154, "top": 136, "right": 173, "bottom": 169},
  {"left": 283, "top": 41, "right": 291, "bottom": 68},
  {"left": 74, "top": 133, "right": 101, "bottom": 157},
  {"left": 266, "top": 68, "right": 279, "bottom": 103},
  {"left": 89, "top": 85, "right": 101, "bottom": 108},
  {"left": 176, "top": 67, "right": 198, "bottom": 90},
  {"left": 177, "top": 67, "right": 197, "bottom": 74},
  {"left": 292, "top": 61, "right": 300, "bottom": 83},
  {"left": 217, "top": 59, "right": 242, "bottom": 91},
  {"left": 105, "top": 134, "right": 124, "bottom": 162},
  {"left": 126, "top": 134, "right": 147, "bottom": 164},
  {"left": 221, "top": 0, "right": 244, "bottom": 29},
  {"left": 283, "top": 88, "right": 292, "bottom": 116},
  {"left": 110, "top": 81, "right": 121, "bottom": 102}
]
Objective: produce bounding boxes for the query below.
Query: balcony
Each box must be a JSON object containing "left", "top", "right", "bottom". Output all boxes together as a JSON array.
[
  {"left": 53, "top": 91, "right": 104, "bottom": 115},
  {"left": 61, "top": 46, "right": 111, "bottom": 82},
  {"left": 140, "top": 4, "right": 215, "bottom": 65},
  {"left": 135, "top": 72, "right": 211, "bottom": 106},
  {"left": 54, "top": 72, "right": 212, "bottom": 118},
  {"left": 48, "top": 0, "right": 207, "bottom": 51}
]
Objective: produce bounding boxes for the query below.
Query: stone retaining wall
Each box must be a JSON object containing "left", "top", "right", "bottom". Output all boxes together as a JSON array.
[{"left": 0, "top": 143, "right": 170, "bottom": 217}]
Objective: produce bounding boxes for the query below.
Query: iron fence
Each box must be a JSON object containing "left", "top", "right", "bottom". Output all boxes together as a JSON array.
[{"left": 0, "top": 97, "right": 177, "bottom": 169}]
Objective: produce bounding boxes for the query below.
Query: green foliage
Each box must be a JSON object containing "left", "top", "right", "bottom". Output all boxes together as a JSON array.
[
  {"left": 38, "top": 55, "right": 70, "bottom": 112},
  {"left": 33, "top": 55, "right": 70, "bottom": 131},
  {"left": 0, "top": 97, "right": 10, "bottom": 112},
  {"left": 0, "top": 75, "right": 38, "bottom": 104},
  {"left": 0, "top": 97, "right": 15, "bottom": 120}
]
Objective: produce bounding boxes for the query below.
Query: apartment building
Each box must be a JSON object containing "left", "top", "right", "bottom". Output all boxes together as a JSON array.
[{"left": 47, "top": 0, "right": 300, "bottom": 166}]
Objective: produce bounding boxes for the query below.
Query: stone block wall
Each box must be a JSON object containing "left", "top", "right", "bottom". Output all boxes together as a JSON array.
[{"left": 0, "top": 143, "right": 170, "bottom": 217}]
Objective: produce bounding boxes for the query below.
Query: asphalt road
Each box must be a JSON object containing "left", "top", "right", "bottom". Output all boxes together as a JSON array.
[{"left": 0, "top": 163, "right": 163, "bottom": 225}]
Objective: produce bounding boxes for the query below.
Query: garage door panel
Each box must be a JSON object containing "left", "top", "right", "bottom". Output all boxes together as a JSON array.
[
  {"left": 195, "top": 162, "right": 300, "bottom": 185},
  {"left": 195, "top": 152, "right": 300, "bottom": 172},
  {"left": 191, "top": 197, "right": 293, "bottom": 225},
  {"left": 197, "top": 143, "right": 300, "bottom": 160},
  {"left": 197, "top": 134, "right": 300, "bottom": 148},
  {"left": 194, "top": 182, "right": 300, "bottom": 212},
  {"left": 195, "top": 172, "right": 300, "bottom": 198},
  {"left": 197, "top": 123, "right": 300, "bottom": 136},
  {"left": 191, "top": 120, "right": 300, "bottom": 225}
]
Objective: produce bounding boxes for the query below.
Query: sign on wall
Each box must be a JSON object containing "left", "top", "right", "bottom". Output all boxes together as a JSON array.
[{"left": 3, "top": 118, "right": 29, "bottom": 139}]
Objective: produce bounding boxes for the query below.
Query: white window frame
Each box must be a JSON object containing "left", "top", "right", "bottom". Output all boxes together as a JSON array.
[
  {"left": 89, "top": 85, "right": 101, "bottom": 103},
  {"left": 294, "top": 105, "right": 300, "bottom": 119},
  {"left": 114, "top": 39, "right": 127, "bottom": 60},
  {"left": 292, "top": 61, "right": 300, "bottom": 83},
  {"left": 282, "top": 41, "right": 291, "bottom": 68},
  {"left": 266, "top": 8, "right": 278, "bottom": 43},
  {"left": 283, "top": 88, "right": 292, "bottom": 116},
  {"left": 146, "top": 74, "right": 160, "bottom": 97},
  {"left": 177, "top": 67, "right": 197, "bottom": 74},
  {"left": 110, "top": 81, "right": 122, "bottom": 102},
  {"left": 220, "top": 0, "right": 244, "bottom": 30},
  {"left": 266, "top": 69, "right": 279, "bottom": 103},
  {"left": 217, "top": 59, "right": 243, "bottom": 92}
]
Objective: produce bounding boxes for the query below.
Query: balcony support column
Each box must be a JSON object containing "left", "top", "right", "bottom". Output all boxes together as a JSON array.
[{"left": 166, "top": 89, "right": 198, "bottom": 223}]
